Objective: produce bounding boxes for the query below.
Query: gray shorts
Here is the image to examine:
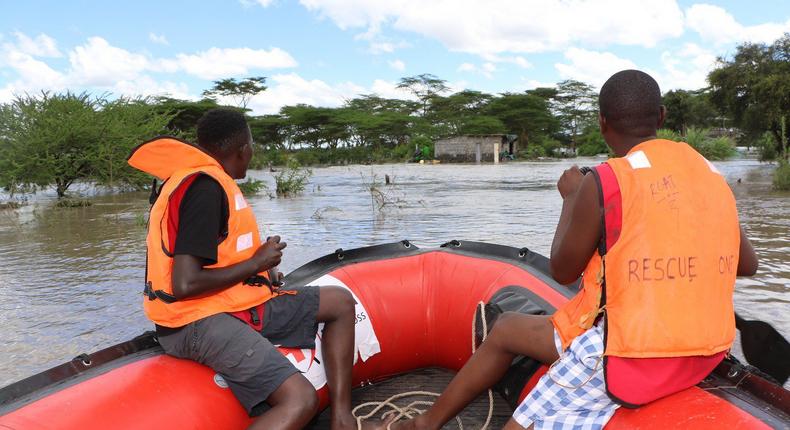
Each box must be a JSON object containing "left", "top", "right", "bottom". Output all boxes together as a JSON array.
[{"left": 156, "top": 286, "right": 320, "bottom": 416}]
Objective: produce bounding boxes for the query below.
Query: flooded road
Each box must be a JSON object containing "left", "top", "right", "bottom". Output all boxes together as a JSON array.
[{"left": 0, "top": 158, "right": 787, "bottom": 387}]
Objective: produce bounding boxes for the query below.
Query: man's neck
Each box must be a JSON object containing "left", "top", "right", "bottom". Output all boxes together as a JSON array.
[{"left": 613, "top": 135, "right": 657, "bottom": 157}]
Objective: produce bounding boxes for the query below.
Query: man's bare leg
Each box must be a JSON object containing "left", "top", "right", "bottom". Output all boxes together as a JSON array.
[
  {"left": 381, "top": 313, "right": 558, "bottom": 430},
  {"left": 248, "top": 373, "right": 318, "bottom": 430},
  {"left": 317, "top": 286, "right": 378, "bottom": 430}
]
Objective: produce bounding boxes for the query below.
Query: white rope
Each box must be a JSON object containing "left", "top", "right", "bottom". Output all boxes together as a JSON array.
[{"left": 353, "top": 302, "right": 495, "bottom": 430}]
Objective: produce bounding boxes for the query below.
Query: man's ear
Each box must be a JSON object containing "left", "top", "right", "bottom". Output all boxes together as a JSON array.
[
  {"left": 657, "top": 105, "right": 667, "bottom": 129},
  {"left": 599, "top": 112, "right": 607, "bottom": 134}
]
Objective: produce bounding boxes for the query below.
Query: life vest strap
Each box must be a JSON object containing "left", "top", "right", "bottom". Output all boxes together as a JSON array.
[{"left": 143, "top": 282, "right": 178, "bottom": 304}]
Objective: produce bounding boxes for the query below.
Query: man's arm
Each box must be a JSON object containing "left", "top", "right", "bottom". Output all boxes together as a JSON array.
[
  {"left": 737, "top": 226, "right": 758, "bottom": 276},
  {"left": 549, "top": 167, "right": 601, "bottom": 285},
  {"left": 171, "top": 236, "right": 285, "bottom": 300}
]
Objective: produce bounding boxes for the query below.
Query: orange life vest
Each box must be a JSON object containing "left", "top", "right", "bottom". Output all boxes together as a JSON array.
[
  {"left": 127, "top": 137, "right": 274, "bottom": 328},
  {"left": 552, "top": 139, "right": 740, "bottom": 358}
]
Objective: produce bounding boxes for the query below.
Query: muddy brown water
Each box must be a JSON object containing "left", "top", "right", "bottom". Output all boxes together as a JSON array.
[{"left": 0, "top": 158, "right": 787, "bottom": 388}]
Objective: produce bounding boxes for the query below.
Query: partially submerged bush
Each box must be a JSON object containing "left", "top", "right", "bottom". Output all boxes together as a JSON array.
[
  {"left": 774, "top": 159, "right": 790, "bottom": 191},
  {"left": 275, "top": 159, "right": 312, "bottom": 197},
  {"left": 55, "top": 198, "right": 92, "bottom": 208},
  {"left": 757, "top": 132, "right": 777, "bottom": 161},
  {"left": 237, "top": 178, "right": 267, "bottom": 195}
]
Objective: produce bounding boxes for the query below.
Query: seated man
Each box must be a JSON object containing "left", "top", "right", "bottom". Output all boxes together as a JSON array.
[
  {"left": 129, "top": 109, "right": 368, "bottom": 430},
  {"left": 375, "top": 70, "right": 758, "bottom": 430}
]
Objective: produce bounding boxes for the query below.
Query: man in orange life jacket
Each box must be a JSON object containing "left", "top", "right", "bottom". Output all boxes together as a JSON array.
[
  {"left": 376, "top": 70, "right": 758, "bottom": 430},
  {"left": 128, "top": 109, "right": 369, "bottom": 430}
]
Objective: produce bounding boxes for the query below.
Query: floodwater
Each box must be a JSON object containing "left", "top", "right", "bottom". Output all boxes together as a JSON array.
[{"left": 0, "top": 158, "right": 787, "bottom": 388}]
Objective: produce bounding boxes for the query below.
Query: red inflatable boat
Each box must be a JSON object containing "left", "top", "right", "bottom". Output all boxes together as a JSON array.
[{"left": 1, "top": 241, "right": 788, "bottom": 429}]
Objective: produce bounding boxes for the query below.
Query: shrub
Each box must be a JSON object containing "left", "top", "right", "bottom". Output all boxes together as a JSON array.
[
  {"left": 699, "top": 136, "right": 738, "bottom": 161},
  {"left": 55, "top": 198, "right": 92, "bottom": 208},
  {"left": 520, "top": 144, "right": 547, "bottom": 159},
  {"left": 774, "top": 159, "right": 790, "bottom": 191},
  {"left": 756, "top": 132, "right": 777, "bottom": 161},
  {"left": 237, "top": 178, "right": 267, "bottom": 195},
  {"left": 275, "top": 159, "right": 312, "bottom": 197},
  {"left": 657, "top": 129, "right": 680, "bottom": 141},
  {"left": 293, "top": 149, "right": 321, "bottom": 166},
  {"left": 678, "top": 127, "right": 737, "bottom": 160},
  {"left": 537, "top": 137, "right": 562, "bottom": 157}
]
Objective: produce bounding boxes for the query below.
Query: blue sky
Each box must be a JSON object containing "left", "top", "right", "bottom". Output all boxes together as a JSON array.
[{"left": 2, "top": 0, "right": 789, "bottom": 114}]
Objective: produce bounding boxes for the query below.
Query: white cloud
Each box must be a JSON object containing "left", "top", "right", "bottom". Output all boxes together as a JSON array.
[
  {"left": 148, "top": 32, "right": 169, "bottom": 45},
  {"left": 241, "top": 0, "right": 275, "bottom": 7},
  {"left": 686, "top": 4, "right": 790, "bottom": 45},
  {"left": 175, "top": 47, "right": 297, "bottom": 80},
  {"left": 480, "top": 53, "right": 533, "bottom": 69},
  {"left": 0, "top": 33, "right": 298, "bottom": 103},
  {"left": 554, "top": 45, "right": 717, "bottom": 92},
  {"left": 659, "top": 43, "right": 717, "bottom": 90},
  {"left": 68, "top": 37, "right": 150, "bottom": 86},
  {"left": 299, "top": 0, "right": 685, "bottom": 57},
  {"left": 11, "top": 32, "right": 61, "bottom": 57},
  {"left": 248, "top": 73, "right": 365, "bottom": 114},
  {"left": 457, "top": 61, "right": 497, "bottom": 78},
  {"left": 457, "top": 62, "right": 476, "bottom": 73},
  {"left": 388, "top": 59, "right": 405, "bottom": 71},
  {"left": 555, "top": 48, "right": 640, "bottom": 88}
]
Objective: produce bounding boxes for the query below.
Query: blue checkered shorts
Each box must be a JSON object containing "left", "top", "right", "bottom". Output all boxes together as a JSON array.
[{"left": 512, "top": 323, "right": 619, "bottom": 429}]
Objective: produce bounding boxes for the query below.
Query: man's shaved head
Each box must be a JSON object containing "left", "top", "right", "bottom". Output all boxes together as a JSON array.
[{"left": 599, "top": 70, "right": 662, "bottom": 137}]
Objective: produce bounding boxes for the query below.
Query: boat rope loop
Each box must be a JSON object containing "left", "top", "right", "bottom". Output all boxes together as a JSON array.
[{"left": 353, "top": 302, "right": 495, "bottom": 430}]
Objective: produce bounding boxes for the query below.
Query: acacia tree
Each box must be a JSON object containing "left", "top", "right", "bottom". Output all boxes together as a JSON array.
[
  {"left": 708, "top": 33, "right": 790, "bottom": 156},
  {"left": 486, "top": 92, "right": 557, "bottom": 146},
  {"left": 0, "top": 92, "right": 172, "bottom": 197},
  {"left": 553, "top": 80, "right": 598, "bottom": 150},
  {"left": 202, "top": 76, "right": 267, "bottom": 109},
  {"left": 396, "top": 74, "right": 449, "bottom": 118}
]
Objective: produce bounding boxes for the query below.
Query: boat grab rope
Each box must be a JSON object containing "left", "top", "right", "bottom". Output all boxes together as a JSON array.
[{"left": 352, "top": 302, "right": 495, "bottom": 430}]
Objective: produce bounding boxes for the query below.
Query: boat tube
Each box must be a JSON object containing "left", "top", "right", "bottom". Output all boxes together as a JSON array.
[{"left": 1, "top": 240, "right": 788, "bottom": 429}]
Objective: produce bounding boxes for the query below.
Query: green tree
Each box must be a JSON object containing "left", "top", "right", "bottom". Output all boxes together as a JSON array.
[
  {"left": 708, "top": 33, "right": 790, "bottom": 157},
  {"left": 152, "top": 97, "right": 223, "bottom": 140},
  {"left": 486, "top": 92, "right": 557, "bottom": 146},
  {"left": 662, "top": 89, "right": 719, "bottom": 136},
  {"left": 0, "top": 92, "right": 173, "bottom": 198},
  {"left": 429, "top": 90, "right": 502, "bottom": 136},
  {"left": 396, "top": 74, "right": 449, "bottom": 117},
  {"left": 202, "top": 76, "right": 267, "bottom": 109},
  {"left": 553, "top": 80, "right": 598, "bottom": 150}
]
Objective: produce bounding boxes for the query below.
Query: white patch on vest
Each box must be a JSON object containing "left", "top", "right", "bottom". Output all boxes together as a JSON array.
[
  {"left": 277, "top": 274, "right": 381, "bottom": 390},
  {"left": 234, "top": 193, "right": 248, "bottom": 210},
  {"left": 705, "top": 159, "right": 722, "bottom": 175},
  {"left": 626, "top": 151, "right": 651, "bottom": 169},
  {"left": 236, "top": 232, "right": 253, "bottom": 252}
]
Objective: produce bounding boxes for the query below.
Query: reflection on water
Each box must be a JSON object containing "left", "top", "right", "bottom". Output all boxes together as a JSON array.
[{"left": 0, "top": 158, "right": 787, "bottom": 387}]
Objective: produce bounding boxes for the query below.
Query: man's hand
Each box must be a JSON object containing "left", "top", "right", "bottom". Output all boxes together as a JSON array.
[
  {"left": 252, "top": 236, "right": 287, "bottom": 272},
  {"left": 557, "top": 166, "right": 585, "bottom": 199}
]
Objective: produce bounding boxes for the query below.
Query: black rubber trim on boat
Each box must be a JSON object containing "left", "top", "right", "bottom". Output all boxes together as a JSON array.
[{"left": 0, "top": 332, "right": 162, "bottom": 415}]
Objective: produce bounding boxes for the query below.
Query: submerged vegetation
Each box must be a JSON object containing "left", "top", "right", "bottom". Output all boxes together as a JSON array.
[
  {"left": 237, "top": 178, "right": 268, "bottom": 196},
  {"left": 274, "top": 159, "right": 312, "bottom": 197}
]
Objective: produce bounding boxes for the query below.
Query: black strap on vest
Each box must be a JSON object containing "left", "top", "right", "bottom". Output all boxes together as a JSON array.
[{"left": 143, "top": 281, "right": 178, "bottom": 304}]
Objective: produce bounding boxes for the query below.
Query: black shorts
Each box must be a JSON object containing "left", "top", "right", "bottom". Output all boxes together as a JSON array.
[{"left": 156, "top": 286, "right": 320, "bottom": 416}]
